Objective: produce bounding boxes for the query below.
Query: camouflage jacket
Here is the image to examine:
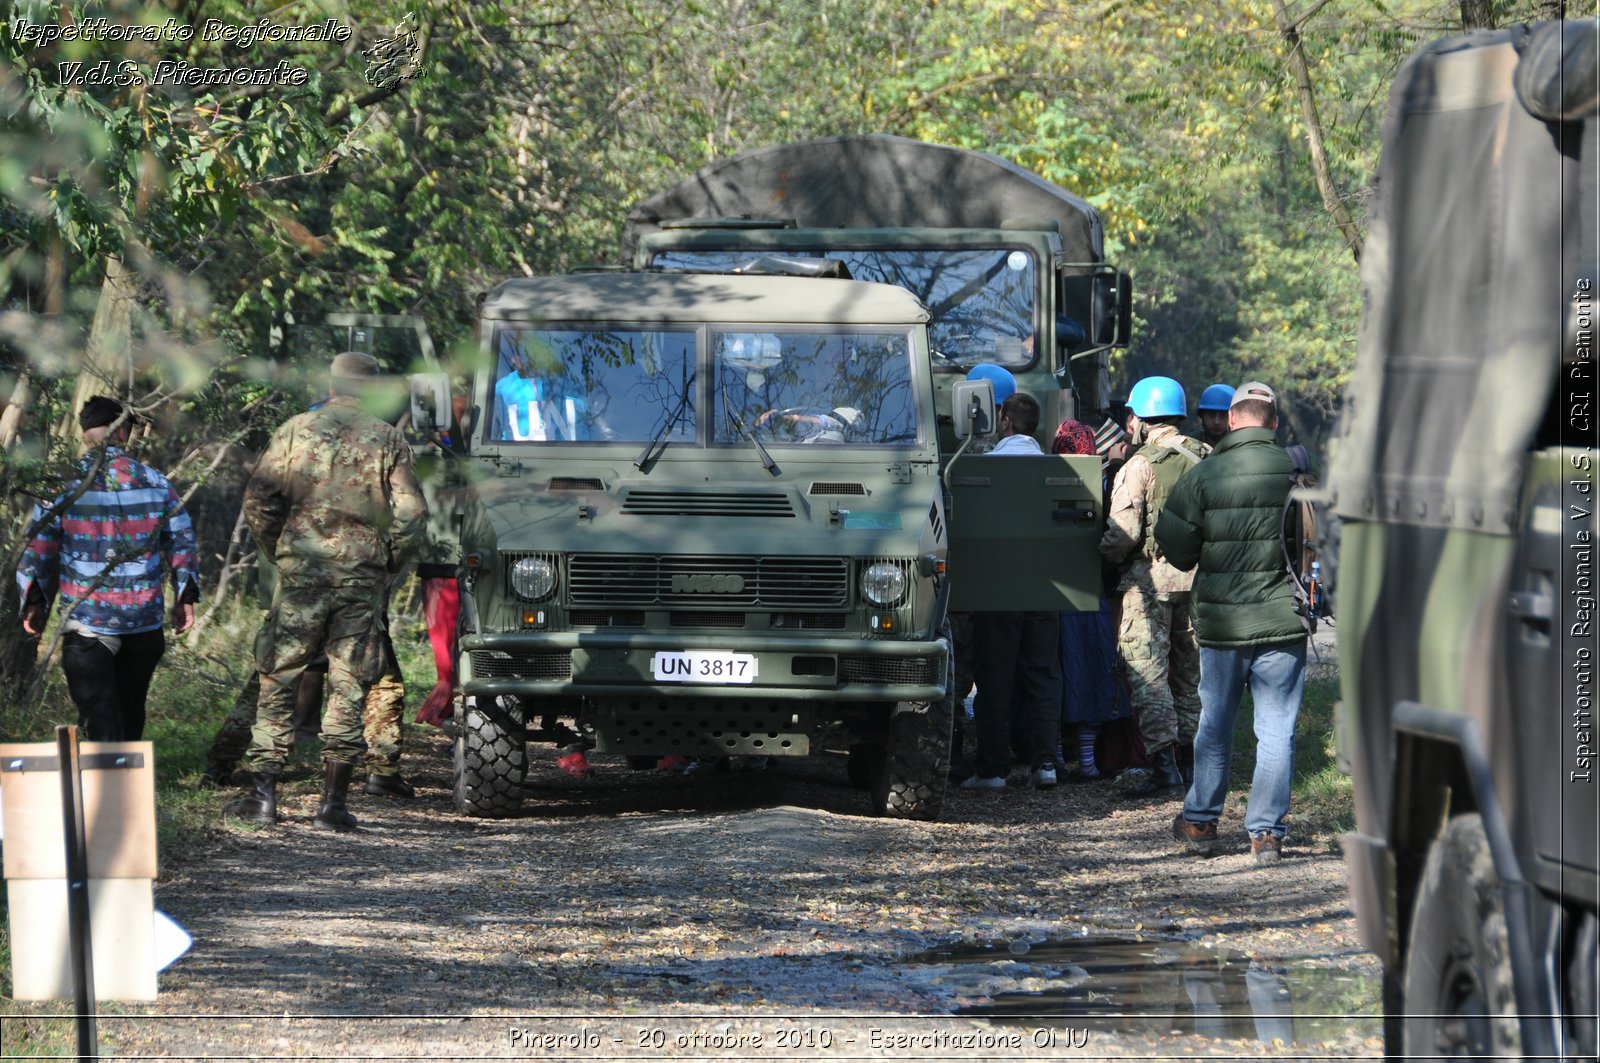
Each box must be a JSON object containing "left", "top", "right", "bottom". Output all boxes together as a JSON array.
[
  {"left": 1099, "top": 424, "right": 1209, "bottom": 596},
  {"left": 244, "top": 397, "right": 427, "bottom": 587}
]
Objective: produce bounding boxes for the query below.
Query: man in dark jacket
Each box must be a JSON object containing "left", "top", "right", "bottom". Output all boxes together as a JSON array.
[{"left": 1153, "top": 382, "right": 1306, "bottom": 866}]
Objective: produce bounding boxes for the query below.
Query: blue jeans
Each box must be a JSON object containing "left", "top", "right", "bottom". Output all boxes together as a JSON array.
[{"left": 1182, "top": 640, "right": 1306, "bottom": 838}]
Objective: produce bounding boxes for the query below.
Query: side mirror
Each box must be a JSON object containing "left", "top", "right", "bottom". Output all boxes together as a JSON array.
[
  {"left": 409, "top": 372, "right": 452, "bottom": 436},
  {"left": 951, "top": 380, "right": 996, "bottom": 440},
  {"left": 1090, "top": 268, "right": 1133, "bottom": 348}
]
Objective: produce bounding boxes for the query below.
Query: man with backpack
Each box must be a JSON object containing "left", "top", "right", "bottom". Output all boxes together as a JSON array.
[
  {"left": 1154, "top": 381, "right": 1307, "bottom": 866},
  {"left": 1100, "top": 376, "right": 1210, "bottom": 798}
]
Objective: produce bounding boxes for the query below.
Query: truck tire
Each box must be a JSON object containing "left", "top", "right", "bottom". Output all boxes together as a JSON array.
[
  {"left": 452, "top": 696, "right": 526, "bottom": 818},
  {"left": 1401, "top": 813, "right": 1521, "bottom": 1059},
  {"left": 870, "top": 695, "right": 953, "bottom": 821}
]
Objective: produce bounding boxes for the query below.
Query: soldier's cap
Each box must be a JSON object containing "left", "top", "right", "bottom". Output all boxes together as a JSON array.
[
  {"left": 79, "top": 395, "right": 134, "bottom": 431},
  {"left": 330, "top": 351, "right": 381, "bottom": 379},
  {"left": 1230, "top": 381, "right": 1277, "bottom": 408}
]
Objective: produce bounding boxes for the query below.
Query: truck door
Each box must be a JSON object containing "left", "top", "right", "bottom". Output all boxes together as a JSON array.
[
  {"left": 946, "top": 453, "right": 1103, "bottom": 612},
  {"left": 1510, "top": 456, "right": 1600, "bottom": 894}
]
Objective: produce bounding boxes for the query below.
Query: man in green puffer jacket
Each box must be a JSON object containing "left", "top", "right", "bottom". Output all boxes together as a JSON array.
[{"left": 1153, "top": 381, "right": 1306, "bottom": 867}]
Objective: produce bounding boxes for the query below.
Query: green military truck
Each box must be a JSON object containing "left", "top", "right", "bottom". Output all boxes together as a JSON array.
[
  {"left": 1328, "top": 20, "right": 1598, "bottom": 1060},
  {"left": 450, "top": 271, "right": 962, "bottom": 820}
]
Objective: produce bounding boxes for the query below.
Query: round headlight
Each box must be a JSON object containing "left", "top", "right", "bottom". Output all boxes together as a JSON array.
[
  {"left": 861, "top": 562, "right": 907, "bottom": 606},
  {"left": 510, "top": 557, "right": 556, "bottom": 601}
]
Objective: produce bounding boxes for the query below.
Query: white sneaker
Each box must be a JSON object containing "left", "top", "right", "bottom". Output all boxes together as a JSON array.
[
  {"left": 1031, "top": 765, "right": 1058, "bottom": 788},
  {"left": 959, "top": 774, "right": 1006, "bottom": 790}
]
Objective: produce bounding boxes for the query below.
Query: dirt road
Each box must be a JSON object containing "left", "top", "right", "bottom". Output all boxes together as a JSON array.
[{"left": 74, "top": 728, "right": 1380, "bottom": 1059}]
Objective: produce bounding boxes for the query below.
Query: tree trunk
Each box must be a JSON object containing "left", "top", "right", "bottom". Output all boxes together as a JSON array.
[
  {"left": 1272, "top": 0, "right": 1365, "bottom": 264},
  {"left": 1460, "top": 0, "right": 1495, "bottom": 30},
  {"left": 0, "top": 364, "right": 36, "bottom": 450},
  {"left": 56, "top": 254, "right": 136, "bottom": 442}
]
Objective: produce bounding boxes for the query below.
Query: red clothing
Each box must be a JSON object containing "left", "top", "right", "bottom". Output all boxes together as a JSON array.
[{"left": 1051, "top": 419, "right": 1096, "bottom": 456}]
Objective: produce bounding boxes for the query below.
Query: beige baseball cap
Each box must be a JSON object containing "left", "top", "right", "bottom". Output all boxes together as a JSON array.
[{"left": 1230, "top": 380, "right": 1277, "bottom": 408}]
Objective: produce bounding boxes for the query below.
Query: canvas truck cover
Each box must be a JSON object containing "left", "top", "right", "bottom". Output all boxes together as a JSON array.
[
  {"left": 621, "top": 134, "right": 1105, "bottom": 265},
  {"left": 1331, "top": 20, "right": 1598, "bottom": 533}
]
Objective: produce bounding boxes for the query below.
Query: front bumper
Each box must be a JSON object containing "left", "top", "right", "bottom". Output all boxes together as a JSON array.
[{"left": 460, "top": 630, "right": 950, "bottom": 704}]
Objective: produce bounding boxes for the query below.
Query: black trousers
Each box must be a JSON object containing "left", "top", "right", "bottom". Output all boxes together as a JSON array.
[
  {"left": 61, "top": 629, "right": 166, "bottom": 741},
  {"left": 971, "top": 610, "right": 1063, "bottom": 778}
]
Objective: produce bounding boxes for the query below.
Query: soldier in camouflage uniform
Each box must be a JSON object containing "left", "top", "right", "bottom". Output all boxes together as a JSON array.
[
  {"left": 1100, "top": 376, "right": 1209, "bottom": 798},
  {"left": 226, "top": 352, "right": 427, "bottom": 830}
]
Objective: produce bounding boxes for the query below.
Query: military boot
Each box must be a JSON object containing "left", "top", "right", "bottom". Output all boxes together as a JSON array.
[
  {"left": 224, "top": 773, "right": 278, "bottom": 824},
  {"left": 314, "top": 760, "right": 359, "bottom": 831},
  {"left": 364, "top": 771, "right": 416, "bottom": 799},
  {"left": 1177, "top": 743, "right": 1195, "bottom": 788},
  {"left": 1127, "top": 745, "right": 1185, "bottom": 798}
]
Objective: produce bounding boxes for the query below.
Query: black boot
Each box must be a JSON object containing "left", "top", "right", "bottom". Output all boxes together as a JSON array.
[
  {"left": 1127, "top": 746, "right": 1185, "bottom": 798},
  {"left": 224, "top": 773, "right": 278, "bottom": 823},
  {"left": 364, "top": 772, "right": 416, "bottom": 799},
  {"left": 314, "top": 760, "right": 359, "bottom": 830},
  {"left": 1177, "top": 743, "right": 1195, "bottom": 788}
]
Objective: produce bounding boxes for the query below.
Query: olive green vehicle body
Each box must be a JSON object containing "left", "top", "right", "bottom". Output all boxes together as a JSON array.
[
  {"left": 450, "top": 273, "right": 958, "bottom": 816},
  {"left": 1329, "top": 21, "right": 1598, "bottom": 1058}
]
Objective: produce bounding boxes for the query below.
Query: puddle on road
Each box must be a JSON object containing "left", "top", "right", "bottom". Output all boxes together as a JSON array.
[{"left": 906, "top": 936, "right": 1381, "bottom": 1045}]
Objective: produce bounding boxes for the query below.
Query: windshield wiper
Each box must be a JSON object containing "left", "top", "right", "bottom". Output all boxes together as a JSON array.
[
  {"left": 634, "top": 373, "right": 696, "bottom": 471},
  {"left": 721, "top": 382, "right": 776, "bottom": 472}
]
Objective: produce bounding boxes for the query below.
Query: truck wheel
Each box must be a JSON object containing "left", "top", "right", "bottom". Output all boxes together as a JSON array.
[
  {"left": 452, "top": 696, "right": 526, "bottom": 818},
  {"left": 870, "top": 695, "right": 953, "bottom": 821},
  {"left": 1401, "top": 813, "right": 1521, "bottom": 1059}
]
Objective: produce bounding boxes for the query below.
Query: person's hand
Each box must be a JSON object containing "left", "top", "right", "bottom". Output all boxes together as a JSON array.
[
  {"left": 21, "top": 601, "right": 46, "bottom": 637},
  {"left": 172, "top": 601, "right": 196, "bottom": 634}
]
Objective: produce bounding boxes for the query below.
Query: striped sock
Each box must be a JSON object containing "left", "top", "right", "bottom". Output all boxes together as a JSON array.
[{"left": 1078, "top": 729, "right": 1101, "bottom": 777}]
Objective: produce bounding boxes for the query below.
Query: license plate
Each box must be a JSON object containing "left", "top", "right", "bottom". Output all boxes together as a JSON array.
[{"left": 651, "top": 650, "right": 758, "bottom": 684}]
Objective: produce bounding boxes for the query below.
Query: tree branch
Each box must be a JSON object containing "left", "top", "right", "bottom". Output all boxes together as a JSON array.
[{"left": 1271, "top": 0, "right": 1364, "bottom": 264}]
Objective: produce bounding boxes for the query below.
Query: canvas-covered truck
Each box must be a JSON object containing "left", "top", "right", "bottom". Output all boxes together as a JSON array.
[
  {"left": 449, "top": 271, "right": 966, "bottom": 820},
  {"left": 1327, "top": 20, "right": 1598, "bottom": 1060},
  {"left": 623, "top": 134, "right": 1130, "bottom": 455}
]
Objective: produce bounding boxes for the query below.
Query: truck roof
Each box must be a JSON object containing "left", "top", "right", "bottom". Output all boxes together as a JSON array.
[
  {"left": 481, "top": 271, "right": 932, "bottom": 326},
  {"left": 621, "top": 134, "right": 1104, "bottom": 263}
]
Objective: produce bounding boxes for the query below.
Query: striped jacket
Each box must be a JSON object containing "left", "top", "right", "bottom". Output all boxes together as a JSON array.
[{"left": 16, "top": 446, "right": 200, "bottom": 634}]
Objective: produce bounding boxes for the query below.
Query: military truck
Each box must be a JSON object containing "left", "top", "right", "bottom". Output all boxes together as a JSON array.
[
  {"left": 1328, "top": 20, "right": 1598, "bottom": 1060},
  {"left": 624, "top": 134, "right": 1130, "bottom": 458},
  {"left": 446, "top": 271, "right": 965, "bottom": 820}
]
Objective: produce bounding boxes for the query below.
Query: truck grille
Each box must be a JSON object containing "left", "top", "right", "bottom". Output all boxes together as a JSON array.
[
  {"left": 568, "top": 555, "right": 848, "bottom": 608},
  {"left": 470, "top": 650, "right": 573, "bottom": 680},
  {"left": 839, "top": 655, "right": 939, "bottom": 685}
]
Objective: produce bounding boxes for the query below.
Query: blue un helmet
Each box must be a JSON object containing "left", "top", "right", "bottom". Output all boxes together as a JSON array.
[
  {"left": 1127, "top": 375, "right": 1187, "bottom": 419},
  {"left": 966, "top": 363, "right": 1017, "bottom": 405},
  {"left": 1197, "top": 383, "right": 1235, "bottom": 412}
]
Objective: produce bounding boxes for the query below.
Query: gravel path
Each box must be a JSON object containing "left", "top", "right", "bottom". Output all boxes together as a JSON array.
[{"left": 35, "top": 723, "right": 1381, "bottom": 1060}]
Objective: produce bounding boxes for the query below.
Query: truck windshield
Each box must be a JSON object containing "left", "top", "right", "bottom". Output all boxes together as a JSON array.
[
  {"left": 489, "top": 327, "right": 696, "bottom": 444},
  {"left": 652, "top": 248, "right": 1037, "bottom": 369},
  {"left": 713, "top": 328, "right": 918, "bottom": 446}
]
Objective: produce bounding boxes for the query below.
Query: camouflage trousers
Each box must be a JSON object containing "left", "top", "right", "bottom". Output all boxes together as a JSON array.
[
  {"left": 243, "top": 581, "right": 392, "bottom": 774},
  {"left": 1116, "top": 585, "right": 1201, "bottom": 754},
  {"left": 209, "top": 645, "right": 405, "bottom": 776}
]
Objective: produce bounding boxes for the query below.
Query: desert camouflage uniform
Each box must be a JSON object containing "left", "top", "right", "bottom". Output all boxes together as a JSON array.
[
  {"left": 241, "top": 397, "right": 426, "bottom": 774},
  {"left": 361, "top": 620, "right": 406, "bottom": 776},
  {"left": 1100, "top": 424, "right": 1208, "bottom": 754}
]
